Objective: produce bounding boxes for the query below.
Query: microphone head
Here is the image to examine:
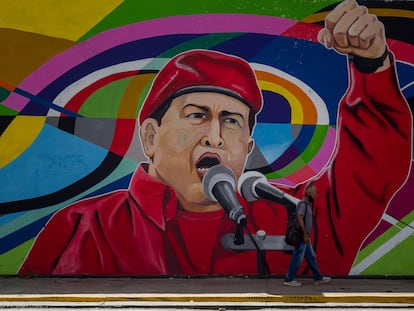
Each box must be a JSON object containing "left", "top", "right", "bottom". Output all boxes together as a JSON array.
[
  {"left": 202, "top": 165, "right": 236, "bottom": 202},
  {"left": 238, "top": 170, "right": 267, "bottom": 202}
]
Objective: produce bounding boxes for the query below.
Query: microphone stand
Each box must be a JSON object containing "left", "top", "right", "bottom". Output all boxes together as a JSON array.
[
  {"left": 244, "top": 225, "right": 271, "bottom": 276},
  {"left": 227, "top": 217, "right": 272, "bottom": 276},
  {"left": 233, "top": 219, "right": 246, "bottom": 245}
]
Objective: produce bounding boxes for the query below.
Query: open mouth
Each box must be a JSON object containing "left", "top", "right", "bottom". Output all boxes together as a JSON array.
[{"left": 196, "top": 154, "right": 221, "bottom": 178}]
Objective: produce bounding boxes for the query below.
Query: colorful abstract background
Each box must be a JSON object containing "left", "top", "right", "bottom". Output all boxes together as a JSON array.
[{"left": 1, "top": 0, "right": 414, "bottom": 275}]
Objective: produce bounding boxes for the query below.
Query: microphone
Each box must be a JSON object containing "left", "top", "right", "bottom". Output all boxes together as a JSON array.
[
  {"left": 203, "top": 165, "right": 246, "bottom": 225},
  {"left": 238, "top": 171, "right": 299, "bottom": 206}
]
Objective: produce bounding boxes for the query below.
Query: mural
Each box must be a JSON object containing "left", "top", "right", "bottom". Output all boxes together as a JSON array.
[{"left": 1, "top": 0, "right": 414, "bottom": 276}]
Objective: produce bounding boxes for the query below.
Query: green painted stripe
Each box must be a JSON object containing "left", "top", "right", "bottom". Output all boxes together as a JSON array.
[
  {"left": 265, "top": 125, "right": 329, "bottom": 179},
  {"left": 0, "top": 102, "right": 17, "bottom": 116},
  {"left": 0, "top": 239, "right": 34, "bottom": 275},
  {"left": 360, "top": 234, "right": 414, "bottom": 275},
  {"left": 266, "top": 154, "right": 306, "bottom": 179},
  {"left": 0, "top": 88, "right": 11, "bottom": 103},
  {"left": 301, "top": 125, "right": 328, "bottom": 163},
  {"left": 79, "top": 78, "right": 133, "bottom": 118},
  {"left": 353, "top": 210, "right": 414, "bottom": 266},
  {"left": 78, "top": 0, "right": 341, "bottom": 42}
]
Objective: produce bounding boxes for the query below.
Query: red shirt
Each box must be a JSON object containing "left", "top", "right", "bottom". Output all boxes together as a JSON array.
[{"left": 19, "top": 60, "right": 412, "bottom": 276}]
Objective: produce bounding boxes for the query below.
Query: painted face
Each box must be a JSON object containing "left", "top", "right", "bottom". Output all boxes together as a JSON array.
[{"left": 140, "top": 92, "right": 254, "bottom": 212}]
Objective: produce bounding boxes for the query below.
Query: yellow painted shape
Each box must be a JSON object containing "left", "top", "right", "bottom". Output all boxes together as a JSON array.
[
  {"left": 0, "top": 0, "right": 123, "bottom": 41},
  {"left": 258, "top": 80, "right": 304, "bottom": 125},
  {"left": 119, "top": 73, "right": 157, "bottom": 119},
  {"left": 256, "top": 70, "right": 317, "bottom": 124},
  {"left": 0, "top": 116, "right": 45, "bottom": 168}
]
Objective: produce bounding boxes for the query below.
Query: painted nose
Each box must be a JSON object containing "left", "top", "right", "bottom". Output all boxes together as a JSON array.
[
  {"left": 201, "top": 136, "right": 224, "bottom": 147},
  {"left": 201, "top": 122, "right": 224, "bottom": 148}
]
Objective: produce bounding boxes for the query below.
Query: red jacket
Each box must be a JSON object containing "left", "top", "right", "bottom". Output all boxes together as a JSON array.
[{"left": 19, "top": 60, "right": 412, "bottom": 276}]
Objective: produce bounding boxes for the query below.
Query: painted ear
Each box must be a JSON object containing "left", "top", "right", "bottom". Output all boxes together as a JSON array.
[
  {"left": 248, "top": 138, "right": 254, "bottom": 154},
  {"left": 139, "top": 118, "right": 159, "bottom": 158}
]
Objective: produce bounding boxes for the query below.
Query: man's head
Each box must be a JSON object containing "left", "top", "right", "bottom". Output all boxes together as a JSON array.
[
  {"left": 138, "top": 50, "right": 263, "bottom": 212},
  {"left": 304, "top": 182, "right": 318, "bottom": 202},
  {"left": 139, "top": 49, "right": 263, "bottom": 130}
]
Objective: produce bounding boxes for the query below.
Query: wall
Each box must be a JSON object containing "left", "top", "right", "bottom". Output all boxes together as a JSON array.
[{"left": 1, "top": 0, "right": 413, "bottom": 277}]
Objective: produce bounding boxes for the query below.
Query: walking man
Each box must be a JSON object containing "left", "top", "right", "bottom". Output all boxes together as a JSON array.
[{"left": 284, "top": 183, "right": 331, "bottom": 286}]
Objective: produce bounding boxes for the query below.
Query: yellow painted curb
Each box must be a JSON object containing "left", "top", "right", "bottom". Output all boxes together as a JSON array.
[{"left": 1, "top": 293, "right": 414, "bottom": 304}]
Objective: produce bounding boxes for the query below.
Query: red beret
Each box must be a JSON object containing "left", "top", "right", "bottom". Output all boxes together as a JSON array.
[{"left": 139, "top": 49, "right": 263, "bottom": 124}]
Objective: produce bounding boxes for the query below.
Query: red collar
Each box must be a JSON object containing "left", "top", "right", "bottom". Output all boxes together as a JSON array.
[{"left": 128, "top": 163, "right": 178, "bottom": 230}]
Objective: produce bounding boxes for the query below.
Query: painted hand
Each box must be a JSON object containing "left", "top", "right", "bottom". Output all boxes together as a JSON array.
[{"left": 317, "top": 0, "right": 388, "bottom": 60}]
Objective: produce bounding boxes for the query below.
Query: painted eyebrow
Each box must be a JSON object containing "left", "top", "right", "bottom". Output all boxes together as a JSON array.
[
  {"left": 221, "top": 110, "right": 245, "bottom": 120},
  {"left": 183, "top": 104, "right": 245, "bottom": 120},
  {"left": 183, "top": 103, "right": 209, "bottom": 113}
]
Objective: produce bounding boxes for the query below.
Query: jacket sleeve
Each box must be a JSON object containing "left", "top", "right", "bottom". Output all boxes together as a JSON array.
[
  {"left": 18, "top": 194, "right": 125, "bottom": 275},
  {"left": 304, "top": 54, "right": 412, "bottom": 270},
  {"left": 18, "top": 204, "right": 83, "bottom": 275}
]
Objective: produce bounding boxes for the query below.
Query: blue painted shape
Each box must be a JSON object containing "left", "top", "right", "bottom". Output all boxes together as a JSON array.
[
  {"left": 0, "top": 214, "right": 51, "bottom": 254},
  {"left": 258, "top": 91, "right": 291, "bottom": 123},
  {"left": 253, "top": 123, "right": 293, "bottom": 164},
  {"left": 0, "top": 123, "right": 107, "bottom": 202}
]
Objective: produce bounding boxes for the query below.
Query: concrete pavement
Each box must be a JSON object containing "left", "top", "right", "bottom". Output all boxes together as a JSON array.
[{"left": 0, "top": 276, "right": 413, "bottom": 306}]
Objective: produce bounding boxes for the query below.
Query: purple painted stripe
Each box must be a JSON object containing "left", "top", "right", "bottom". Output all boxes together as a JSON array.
[
  {"left": 270, "top": 178, "right": 296, "bottom": 187},
  {"left": 3, "top": 14, "right": 296, "bottom": 112},
  {"left": 386, "top": 166, "right": 414, "bottom": 220},
  {"left": 361, "top": 220, "right": 392, "bottom": 248},
  {"left": 4, "top": 92, "right": 25, "bottom": 112}
]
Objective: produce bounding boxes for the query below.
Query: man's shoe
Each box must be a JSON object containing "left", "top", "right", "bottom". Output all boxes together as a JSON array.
[
  {"left": 283, "top": 280, "right": 302, "bottom": 287},
  {"left": 314, "top": 276, "right": 331, "bottom": 285}
]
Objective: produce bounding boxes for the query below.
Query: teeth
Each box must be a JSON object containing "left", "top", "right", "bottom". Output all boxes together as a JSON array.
[{"left": 197, "top": 167, "right": 209, "bottom": 173}]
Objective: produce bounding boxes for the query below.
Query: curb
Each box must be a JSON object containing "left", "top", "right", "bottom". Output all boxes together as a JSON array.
[{"left": 1, "top": 293, "right": 414, "bottom": 304}]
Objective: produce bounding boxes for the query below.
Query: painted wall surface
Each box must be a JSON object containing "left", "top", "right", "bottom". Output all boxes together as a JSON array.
[{"left": 1, "top": 0, "right": 414, "bottom": 277}]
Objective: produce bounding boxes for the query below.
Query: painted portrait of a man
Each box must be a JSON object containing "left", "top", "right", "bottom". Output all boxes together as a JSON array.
[{"left": 6, "top": 0, "right": 412, "bottom": 276}]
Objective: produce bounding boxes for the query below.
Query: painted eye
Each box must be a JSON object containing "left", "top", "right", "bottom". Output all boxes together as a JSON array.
[
  {"left": 188, "top": 112, "right": 206, "bottom": 119},
  {"left": 225, "top": 117, "right": 240, "bottom": 126}
]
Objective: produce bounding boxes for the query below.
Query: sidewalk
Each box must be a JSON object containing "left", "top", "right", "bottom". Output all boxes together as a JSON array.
[{"left": 1, "top": 276, "right": 414, "bottom": 305}]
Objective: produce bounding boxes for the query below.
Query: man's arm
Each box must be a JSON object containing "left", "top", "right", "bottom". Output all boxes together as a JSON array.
[
  {"left": 297, "top": 0, "right": 412, "bottom": 272},
  {"left": 317, "top": 0, "right": 390, "bottom": 72},
  {"left": 297, "top": 214, "right": 310, "bottom": 244},
  {"left": 296, "top": 202, "right": 310, "bottom": 244}
]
